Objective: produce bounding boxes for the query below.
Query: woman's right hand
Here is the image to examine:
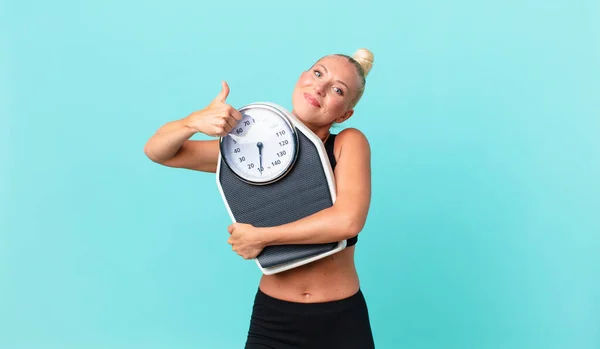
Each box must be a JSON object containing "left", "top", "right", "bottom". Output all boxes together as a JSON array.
[{"left": 184, "top": 81, "right": 243, "bottom": 137}]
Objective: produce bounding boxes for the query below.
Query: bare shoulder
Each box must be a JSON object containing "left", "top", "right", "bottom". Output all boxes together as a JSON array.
[{"left": 334, "top": 127, "right": 371, "bottom": 159}]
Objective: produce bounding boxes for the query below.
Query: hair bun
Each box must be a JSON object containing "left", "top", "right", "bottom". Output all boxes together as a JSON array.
[{"left": 352, "top": 48, "right": 374, "bottom": 77}]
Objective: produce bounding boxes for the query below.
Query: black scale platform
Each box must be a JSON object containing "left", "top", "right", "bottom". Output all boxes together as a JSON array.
[{"left": 218, "top": 130, "right": 341, "bottom": 272}]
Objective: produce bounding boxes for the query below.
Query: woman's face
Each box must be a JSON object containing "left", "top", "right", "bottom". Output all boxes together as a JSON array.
[{"left": 291, "top": 55, "right": 361, "bottom": 131}]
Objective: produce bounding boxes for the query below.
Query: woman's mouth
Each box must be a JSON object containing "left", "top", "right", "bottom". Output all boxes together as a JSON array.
[{"left": 304, "top": 93, "right": 321, "bottom": 108}]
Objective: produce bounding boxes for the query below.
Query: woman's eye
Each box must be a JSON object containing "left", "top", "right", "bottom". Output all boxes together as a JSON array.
[
  {"left": 333, "top": 87, "right": 343, "bottom": 95},
  {"left": 313, "top": 70, "right": 321, "bottom": 77}
]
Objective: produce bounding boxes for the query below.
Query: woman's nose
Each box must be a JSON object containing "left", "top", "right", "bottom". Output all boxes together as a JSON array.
[{"left": 314, "top": 83, "right": 325, "bottom": 96}]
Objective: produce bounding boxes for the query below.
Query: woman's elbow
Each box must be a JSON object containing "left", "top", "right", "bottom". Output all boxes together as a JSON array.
[
  {"left": 143, "top": 143, "right": 158, "bottom": 162},
  {"left": 349, "top": 219, "right": 366, "bottom": 238},
  {"left": 340, "top": 212, "right": 367, "bottom": 239},
  {"left": 144, "top": 142, "right": 166, "bottom": 164}
]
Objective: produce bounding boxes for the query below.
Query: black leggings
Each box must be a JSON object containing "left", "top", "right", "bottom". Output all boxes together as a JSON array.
[{"left": 244, "top": 288, "right": 375, "bottom": 349}]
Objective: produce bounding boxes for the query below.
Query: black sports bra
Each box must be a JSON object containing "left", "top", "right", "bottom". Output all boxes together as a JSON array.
[{"left": 324, "top": 133, "right": 358, "bottom": 247}]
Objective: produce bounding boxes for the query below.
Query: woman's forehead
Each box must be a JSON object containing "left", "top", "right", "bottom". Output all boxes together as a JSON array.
[
  {"left": 313, "top": 56, "right": 360, "bottom": 86},
  {"left": 315, "top": 55, "right": 352, "bottom": 70}
]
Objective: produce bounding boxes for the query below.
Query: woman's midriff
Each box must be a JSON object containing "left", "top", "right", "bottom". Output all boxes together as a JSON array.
[{"left": 258, "top": 246, "right": 359, "bottom": 303}]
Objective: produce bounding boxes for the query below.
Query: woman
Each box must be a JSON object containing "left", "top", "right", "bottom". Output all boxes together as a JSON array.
[{"left": 144, "top": 48, "right": 376, "bottom": 348}]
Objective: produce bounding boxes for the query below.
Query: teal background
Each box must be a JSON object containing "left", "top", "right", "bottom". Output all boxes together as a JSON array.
[{"left": 2, "top": 0, "right": 599, "bottom": 348}]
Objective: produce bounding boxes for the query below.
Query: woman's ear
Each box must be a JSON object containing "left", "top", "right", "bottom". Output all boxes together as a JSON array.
[{"left": 335, "top": 109, "right": 354, "bottom": 123}]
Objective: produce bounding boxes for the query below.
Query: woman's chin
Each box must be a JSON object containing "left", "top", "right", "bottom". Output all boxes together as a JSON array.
[
  {"left": 294, "top": 111, "right": 315, "bottom": 126},
  {"left": 291, "top": 104, "right": 308, "bottom": 120},
  {"left": 291, "top": 103, "right": 325, "bottom": 130}
]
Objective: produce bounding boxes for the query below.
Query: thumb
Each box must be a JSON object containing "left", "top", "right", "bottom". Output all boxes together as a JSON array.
[
  {"left": 214, "top": 80, "right": 230, "bottom": 103},
  {"left": 228, "top": 223, "right": 235, "bottom": 234}
]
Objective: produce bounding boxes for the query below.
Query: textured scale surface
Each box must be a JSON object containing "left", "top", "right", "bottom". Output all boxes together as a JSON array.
[{"left": 219, "top": 132, "right": 337, "bottom": 268}]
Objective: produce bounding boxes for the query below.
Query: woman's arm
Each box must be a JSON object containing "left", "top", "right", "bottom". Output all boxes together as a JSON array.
[
  {"left": 144, "top": 119, "right": 221, "bottom": 172},
  {"left": 227, "top": 129, "right": 371, "bottom": 259},
  {"left": 227, "top": 128, "right": 371, "bottom": 259},
  {"left": 261, "top": 127, "right": 372, "bottom": 245},
  {"left": 143, "top": 81, "right": 242, "bottom": 173}
]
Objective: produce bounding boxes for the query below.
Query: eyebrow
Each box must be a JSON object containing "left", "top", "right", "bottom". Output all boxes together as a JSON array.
[{"left": 316, "top": 64, "right": 349, "bottom": 90}]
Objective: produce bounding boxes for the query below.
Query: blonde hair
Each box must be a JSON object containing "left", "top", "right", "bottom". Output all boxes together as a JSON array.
[
  {"left": 333, "top": 48, "right": 374, "bottom": 107},
  {"left": 351, "top": 48, "right": 374, "bottom": 78}
]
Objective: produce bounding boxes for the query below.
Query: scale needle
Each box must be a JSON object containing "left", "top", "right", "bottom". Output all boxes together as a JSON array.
[{"left": 257, "top": 142, "right": 263, "bottom": 175}]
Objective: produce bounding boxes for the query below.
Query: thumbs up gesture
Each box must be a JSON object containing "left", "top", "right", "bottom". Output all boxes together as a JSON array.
[{"left": 184, "top": 81, "right": 243, "bottom": 137}]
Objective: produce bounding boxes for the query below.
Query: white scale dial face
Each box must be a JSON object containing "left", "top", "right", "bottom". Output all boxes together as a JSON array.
[{"left": 220, "top": 106, "right": 298, "bottom": 184}]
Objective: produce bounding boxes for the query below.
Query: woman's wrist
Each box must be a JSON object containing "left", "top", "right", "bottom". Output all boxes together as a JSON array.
[{"left": 258, "top": 226, "right": 277, "bottom": 246}]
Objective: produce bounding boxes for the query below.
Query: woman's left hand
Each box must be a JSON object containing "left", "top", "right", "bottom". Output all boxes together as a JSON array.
[{"left": 227, "top": 223, "right": 265, "bottom": 259}]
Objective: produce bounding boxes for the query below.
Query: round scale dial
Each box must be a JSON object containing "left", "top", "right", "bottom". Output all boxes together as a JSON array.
[{"left": 220, "top": 104, "right": 299, "bottom": 185}]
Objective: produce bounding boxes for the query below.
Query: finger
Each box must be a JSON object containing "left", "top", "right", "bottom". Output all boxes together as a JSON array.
[
  {"left": 224, "top": 115, "right": 238, "bottom": 131},
  {"left": 214, "top": 80, "right": 230, "bottom": 103},
  {"left": 227, "top": 224, "right": 234, "bottom": 234},
  {"left": 231, "top": 109, "right": 243, "bottom": 122},
  {"left": 220, "top": 105, "right": 240, "bottom": 127}
]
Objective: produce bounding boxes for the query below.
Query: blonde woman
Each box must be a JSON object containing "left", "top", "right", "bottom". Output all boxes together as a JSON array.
[{"left": 144, "top": 48, "right": 376, "bottom": 348}]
